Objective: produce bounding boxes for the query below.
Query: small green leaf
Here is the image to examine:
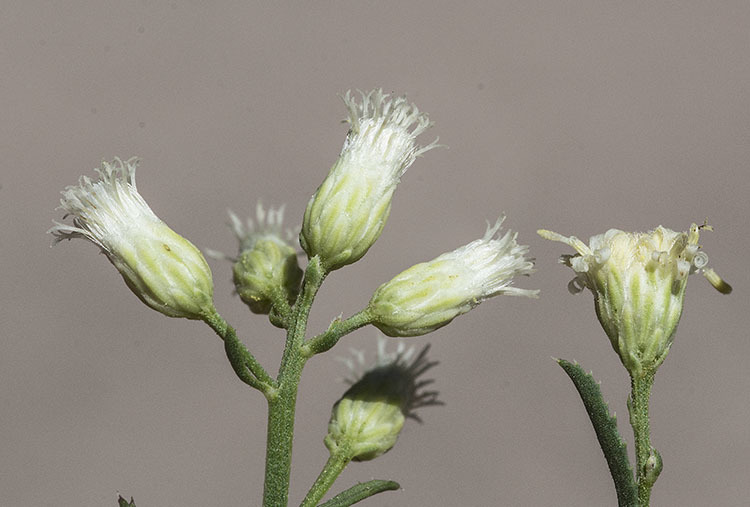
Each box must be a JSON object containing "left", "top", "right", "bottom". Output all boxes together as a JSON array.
[
  {"left": 557, "top": 359, "right": 638, "bottom": 507},
  {"left": 117, "top": 495, "right": 136, "bottom": 507},
  {"left": 318, "top": 479, "right": 400, "bottom": 507}
]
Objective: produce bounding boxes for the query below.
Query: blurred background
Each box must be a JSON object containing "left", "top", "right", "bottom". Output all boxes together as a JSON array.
[{"left": 2, "top": 2, "right": 749, "bottom": 505}]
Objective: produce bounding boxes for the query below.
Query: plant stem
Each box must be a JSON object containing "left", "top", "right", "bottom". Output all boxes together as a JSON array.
[
  {"left": 262, "top": 257, "right": 326, "bottom": 506},
  {"left": 263, "top": 362, "right": 305, "bottom": 506},
  {"left": 300, "top": 450, "right": 352, "bottom": 507},
  {"left": 629, "top": 368, "right": 659, "bottom": 506},
  {"left": 203, "top": 310, "right": 275, "bottom": 394},
  {"left": 302, "top": 309, "right": 374, "bottom": 357},
  {"left": 268, "top": 285, "right": 294, "bottom": 328}
]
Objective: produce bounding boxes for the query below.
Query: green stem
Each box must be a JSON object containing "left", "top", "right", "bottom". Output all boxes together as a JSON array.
[
  {"left": 629, "top": 368, "right": 660, "bottom": 506},
  {"left": 302, "top": 309, "right": 374, "bottom": 357},
  {"left": 203, "top": 310, "right": 276, "bottom": 394},
  {"left": 262, "top": 256, "right": 327, "bottom": 507},
  {"left": 263, "top": 364, "right": 305, "bottom": 506},
  {"left": 268, "top": 286, "right": 294, "bottom": 329},
  {"left": 300, "top": 450, "right": 352, "bottom": 507}
]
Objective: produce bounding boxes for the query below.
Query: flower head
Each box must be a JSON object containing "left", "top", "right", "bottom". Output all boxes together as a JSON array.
[
  {"left": 208, "top": 203, "right": 302, "bottom": 315},
  {"left": 300, "top": 89, "right": 438, "bottom": 272},
  {"left": 538, "top": 223, "right": 731, "bottom": 375},
  {"left": 49, "top": 157, "right": 215, "bottom": 320},
  {"left": 368, "top": 217, "right": 538, "bottom": 337},
  {"left": 325, "top": 337, "right": 440, "bottom": 461}
]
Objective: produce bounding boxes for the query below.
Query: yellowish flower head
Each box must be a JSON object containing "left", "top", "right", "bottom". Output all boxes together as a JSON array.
[
  {"left": 300, "top": 89, "right": 438, "bottom": 272},
  {"left": 50, "top": 158, "right": 215, "bottom": 320},
  {"left": 538, "top": 223, "right": 731, "bottom": 375}
]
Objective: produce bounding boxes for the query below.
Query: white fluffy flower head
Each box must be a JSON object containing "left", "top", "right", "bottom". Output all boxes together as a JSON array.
[
  {"left": 369, "top": 217, "right": 538, "bottom": 337},
  {"left": 50, "top": 157, "right": 215, "bottom": 320},
  {"left": 300, "top": 89, "right": 438, "bottom": 272},
  {"left": 538, "top": 223, "right": 731, "bottom": 374},
  {"left": 51, "top": 157, "right": 157, "bottom": 248}
]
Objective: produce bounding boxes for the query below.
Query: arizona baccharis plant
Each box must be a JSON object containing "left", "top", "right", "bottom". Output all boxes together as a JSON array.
[{"left": 50, "top": 89, "right": 537, "bottom": 506}]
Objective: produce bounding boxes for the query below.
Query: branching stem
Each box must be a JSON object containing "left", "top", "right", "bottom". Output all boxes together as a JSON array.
[
  {"left": 203, "top": 310, "right": 276, "bottom": 395},
  {"left": 303, "top": 309, "right": 374, "bottom": 357},
  {"left": 262, "top": 256, "right": 326, "bottom": 506}
]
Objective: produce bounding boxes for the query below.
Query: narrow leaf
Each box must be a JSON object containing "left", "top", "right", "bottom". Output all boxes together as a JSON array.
[
  {"left": 557, "top": 359, "right": 638, "bottom": 507},
  {"left": 318, "top": 479, "right": 400, "bottom": 507}
]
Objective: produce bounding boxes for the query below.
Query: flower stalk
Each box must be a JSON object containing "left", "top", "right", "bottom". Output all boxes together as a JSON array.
[
  {"left": 629, "top": 368, "right": 660, "bottom": 506},
  {"left": 203, "top": 310, "right": 276, "bottom": 395},
  {"left": 300, "top": 446, "right": 353, "bottom": 507},
  {"left": 302, "top": 309, "right": 375, "bottom": 357}
]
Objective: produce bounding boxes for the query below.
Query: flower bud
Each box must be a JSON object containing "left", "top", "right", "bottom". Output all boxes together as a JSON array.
[
  {"left": 538, "top": 223, "right": 731, "bottom": 375},
  {"left": 368, "top": 217, "right": 538, "bottom": 337},
  {"left": 209, "top": 203, "right": 302, "bottom": 314},
  {"left": 50, "top": 157, "right": 215, "bottom": 320},
  {"left": 325, "top": 338, "right": 439, "bottom": 461},
  {"left": 300, "top": 89, "right": 437, "bottom": 272}
]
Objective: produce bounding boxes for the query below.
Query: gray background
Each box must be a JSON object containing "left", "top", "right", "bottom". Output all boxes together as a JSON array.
[{"left": 2, "top": 2, "right": 749, "bottom": 506}]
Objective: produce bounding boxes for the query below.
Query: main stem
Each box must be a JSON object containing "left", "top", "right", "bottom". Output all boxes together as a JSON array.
[
  {"left": 263, "top": 354, "right": 306, "bottom": 506},
  {"left": 262, "top": 257, "right": 326, "bottom": 507},
  {"left": 629, "top": 368, "right": 657, "bottom": 506}
]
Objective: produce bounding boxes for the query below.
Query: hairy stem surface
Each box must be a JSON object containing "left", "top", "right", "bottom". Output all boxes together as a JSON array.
[
  {"left": 262, "top": 257, "right": 326, "bottom": 506},
  {"left": 301, "top": 450, "right": 352, "bottom": 507},
  {"left": 629, "top": 368, "right": 659, "bottom": 506}
]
